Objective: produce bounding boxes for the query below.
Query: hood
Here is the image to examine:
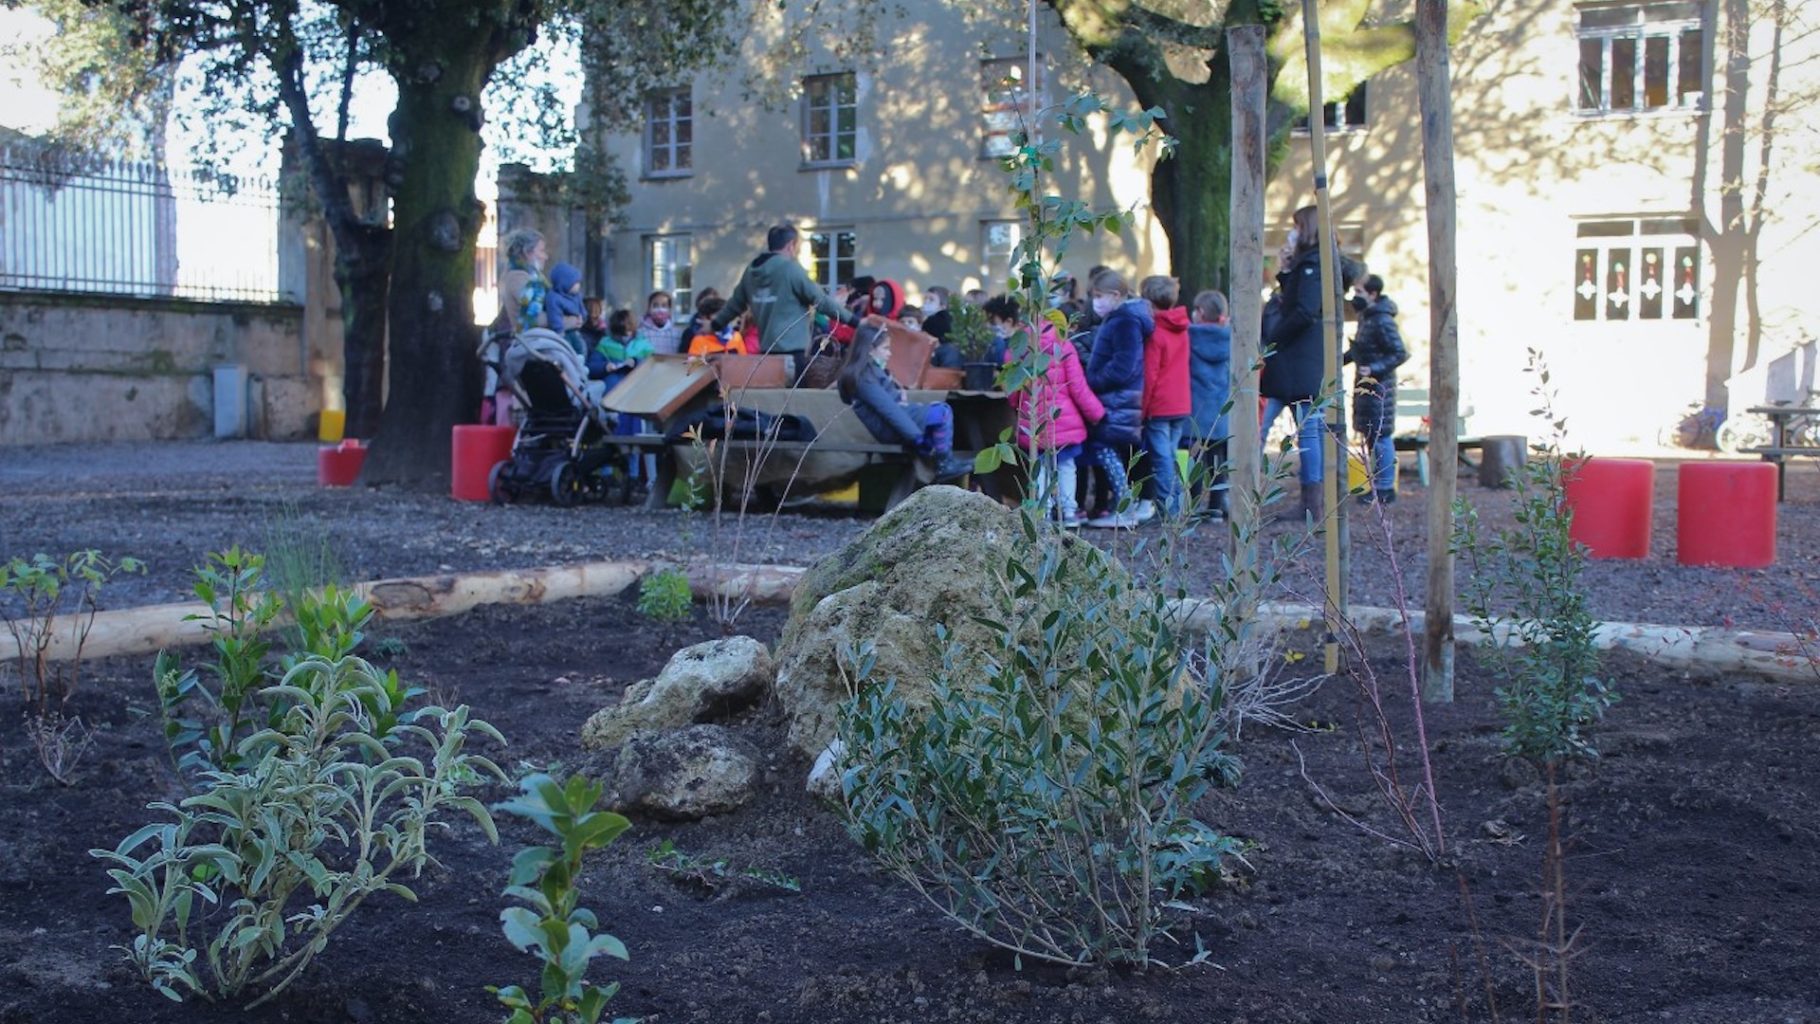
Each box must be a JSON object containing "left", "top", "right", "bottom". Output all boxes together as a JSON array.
[
  {"left": 1113, "top": 296, "right": 1154, "bottom": 334},
  {"left": 548, "top": 262, "right": 582, "bottom": 295},
  {"left": 1153, "top": 305, "right": 1189, "bottom": 333},
  {"left": 1369, "top": 296, "right": 1398, "bottom": 317},
  {"left": 868, "top": 278, "right": 906, "bottom": 319},
  {"left": 1189, "top": 320, "right": 1230, "bottom": 356},
  {"left": 751, "top": 251, "right": 780, "bottom": 270}
]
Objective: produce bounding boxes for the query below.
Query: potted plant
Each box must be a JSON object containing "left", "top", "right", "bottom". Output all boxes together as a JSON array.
[{"left": 948, "top": 296, "right": 999, "bottom": 391}]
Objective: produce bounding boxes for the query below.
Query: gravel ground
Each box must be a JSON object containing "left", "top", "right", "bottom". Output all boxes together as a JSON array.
[{"left": 2, "top": 439, "right": 1816, "bottom": 629}]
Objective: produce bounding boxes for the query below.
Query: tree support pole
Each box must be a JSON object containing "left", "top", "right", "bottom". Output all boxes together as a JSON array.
[
  {"left": 1301, "top": 0, "right": 1350, "bottom": 674},
  {"left": 1227, "top": 25, "right": 1268, "bottom": 616},
  {"left": 1417, "top": 0, "right": 1461, "bottom": 702}
]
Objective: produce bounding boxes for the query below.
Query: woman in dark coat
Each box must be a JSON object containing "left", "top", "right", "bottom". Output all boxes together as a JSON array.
[{"left": 1344, "top": 274, "right": 1409, "bottom": 503}]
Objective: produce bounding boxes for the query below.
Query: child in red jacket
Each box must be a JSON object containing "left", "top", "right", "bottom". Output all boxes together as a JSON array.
[{"left": 1139, "top": 275, "right": 1193, "bottom": 520}]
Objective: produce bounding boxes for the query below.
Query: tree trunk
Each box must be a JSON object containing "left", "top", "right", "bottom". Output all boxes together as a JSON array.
[
  {"left": 1149, "top": 79, "right": 1233, "bottom": 296},
  {"left": 335, "top": 222, "right": 392, "bottom": 438},
  {"left": 362, "top": 48, "right": 491, "bottom": 486}
]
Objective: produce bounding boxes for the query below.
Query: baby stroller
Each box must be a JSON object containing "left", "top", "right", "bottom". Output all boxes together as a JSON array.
[{"left": 487, "top": 328, "right": 623, "bottom": 506}]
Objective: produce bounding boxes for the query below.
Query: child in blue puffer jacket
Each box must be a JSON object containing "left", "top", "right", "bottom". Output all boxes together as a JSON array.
[{"left": 1082, "top": 269, "right": 1150, "bottom": 529}]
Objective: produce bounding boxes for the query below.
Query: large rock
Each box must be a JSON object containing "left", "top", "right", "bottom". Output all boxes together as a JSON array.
[
  {"left": 580, "top": 636, "right": 774, "bottom": 751},
  {"left": 773, "top": 485, "right": 1134, "bottom": 758},
  {"left": 608, "top": 725, "right": 758, "bottom": 820}
]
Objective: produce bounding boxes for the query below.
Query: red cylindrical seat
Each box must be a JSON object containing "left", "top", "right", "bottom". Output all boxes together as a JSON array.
[
  {"left": 317, "top": 440, "right": 367, "bottom": 487},
  {"left": 451, "top": 425, "right": 517, "bottom": 502},
  {"left": 1564, "top": 457, "right": 1654, "bottom": 559},
  {"left": 1677, "top": 461, "right": 1777, "bottom": 568}
]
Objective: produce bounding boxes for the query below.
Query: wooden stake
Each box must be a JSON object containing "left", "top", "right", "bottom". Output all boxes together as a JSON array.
[
  {"left": 1417, "top": 0, "right": 1461, "bottom": 702},
  {"left": 1300, "top": 0, "right": 1350, "bottom": 674},
  {"left": 1227, "top": 24, "right": 1268, "bottom": 614}
]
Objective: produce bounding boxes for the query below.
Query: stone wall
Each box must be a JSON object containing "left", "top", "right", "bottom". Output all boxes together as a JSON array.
[{"left": 0, "top": 291, "right": 319, "bottom": 444}]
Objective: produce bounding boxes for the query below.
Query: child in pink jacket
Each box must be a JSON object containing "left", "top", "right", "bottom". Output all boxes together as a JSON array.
[{"left": 985, "top": 294, "right": 1105, "bottom": 527}]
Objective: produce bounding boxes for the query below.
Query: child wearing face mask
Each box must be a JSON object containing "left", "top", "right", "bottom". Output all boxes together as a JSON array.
[
  {"left": 640, "top": 291, "right": 683, "bottom": 355},
  {"left": 838, "top": 321, "right": 972, "bottom": 481},
  {"left": 985, "top": 294, "right": 1104, "bottom": 527},
  {"left": 1081, "top": 270, "right": 1150, "bottom": 529}
]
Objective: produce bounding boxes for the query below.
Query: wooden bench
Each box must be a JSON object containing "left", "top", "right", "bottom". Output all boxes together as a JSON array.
[
  {"left": 613, "top": 433, "right": 969, "bottom": 510},
  {"left": 1394, "top": 387, "right": 1483, "bottom": 487}
]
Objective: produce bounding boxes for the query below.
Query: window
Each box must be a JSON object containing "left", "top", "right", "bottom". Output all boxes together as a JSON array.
[
  {"left": 1571, "top": 217, "right": 1699, "bottom": 322},
  {"left": 643, "top": 88, "right": 692, "bottom": 177},
  {"left": 802, "top": 73, "right": 858, "bottom": 166},
  {"left": 981, "top": 57, "right": 1042, "bottom": 159},
  {"left": 644, "top": 234, "right": 693, "bottom": 312},
  {"left": 807, "top": 229, "right": 856, "bottom": 287},
  {"left": 1292, "top": 83, "right": 1369, "bottom": 134},
  {"left": 982, "top": 220, "right": 1026, "bottom": 283},
  {"left": 1576, "top": 3, "right": 1704, "bottom": 115}
]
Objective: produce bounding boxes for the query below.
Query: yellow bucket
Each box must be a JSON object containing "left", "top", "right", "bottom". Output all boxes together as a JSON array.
[{"left": 318, "top": 409, "right": 346, "bottom": 443}]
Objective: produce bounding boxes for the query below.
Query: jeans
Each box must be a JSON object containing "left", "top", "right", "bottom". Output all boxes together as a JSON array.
[
  {"left": 1261, "top": 398, "right": 1325, "bottom": 485},
  {"left": 1366, "top": 431, "right": 1396, "bottom": 492},
  {"left": 1141, "top": 416, "right": 1189, "bottom": 516}
]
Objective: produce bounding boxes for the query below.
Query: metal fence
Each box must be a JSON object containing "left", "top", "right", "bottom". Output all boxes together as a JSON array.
[{"left": 0, "top": 142, "right": 287, "bottom": 304}]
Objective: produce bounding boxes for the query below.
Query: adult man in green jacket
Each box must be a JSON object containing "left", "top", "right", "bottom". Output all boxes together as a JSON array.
[{"left": 712, "top": 224, "right": 856, "bottom": 378}]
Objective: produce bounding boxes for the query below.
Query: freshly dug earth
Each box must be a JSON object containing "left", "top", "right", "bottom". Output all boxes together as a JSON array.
[{"left": 1, "top": 591, "right": 1816, "bottom": 1023}]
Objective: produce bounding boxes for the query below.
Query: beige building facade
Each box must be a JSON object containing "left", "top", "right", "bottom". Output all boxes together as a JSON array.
[{"left": 604, "top": 0, "right": 1820, "bottom": 453}]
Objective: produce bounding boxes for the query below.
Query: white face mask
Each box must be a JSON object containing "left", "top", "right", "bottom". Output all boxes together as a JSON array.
[
  {"left": 990, "top": 322, "right": 1014, "bottom": 340},
  {"left": 1091, "top": 295, "right": 1118, "bottom": 318},
  {"left": 922, "top": 298, "right": 940, "bottom": 316},
  {"left": 1285, "top": 227, "right": 1301, "bottom": 251},
  {"left": 872, "top": 345, "right": 891, "bottom": 369}
]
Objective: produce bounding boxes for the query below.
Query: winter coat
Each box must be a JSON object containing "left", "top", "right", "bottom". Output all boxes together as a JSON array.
[
  {"left": 586, "top": 332, "right": 654, "bottom": 388},
  {"left": 1262, "top": 246, "right": 1347, "bottom": 402},
  {"left": 831, "top": 278, "right": 906, "bottom": 345},
  {"left": 547, "top": 263, "right": 587, "bottom": 353},
  {"left": 640, "top": 313, "right": 684, "bottom": 355},
  {"left": 1142, "top": 305, "right": 1193, "bottom": 420},
  {"left": 712, "top": 251, "right": 854, "bottom": 354},
  {"left": 1006, "top": 323, "right": 1104, "bottom": 450},
  {"left": 1187, "top": 321, "right": 1232, "bottom": 442},
  {"left": 921, "top": 308, "right": 953, "bottom": 343},
  {"left": 844, "top": 360, "right": 928, "bottom": 447},
  {"left": 1084, "top": 298, "right": 1150, "bottom": 445},
  {"left": 1344, "top": 295, "right": 1409, "bottom": 438}
]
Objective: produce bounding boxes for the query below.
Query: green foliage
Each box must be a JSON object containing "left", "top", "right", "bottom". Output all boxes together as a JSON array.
[
  {"left": 1, "top": 550, "right": 144, "bottom": 711},
  {"left": 489, "top": 774, "right": 632, "bottom": 1024},
  {"left": 93, "top": 653, "right": 506, "bottom": 1006},
  {"left": 946, "top": 295, "right": 995, "bottom": 364},
  {"left": 646, "top": 839, "right": 801, "bottom": 894},
  {"left": 838, "top": 507, "right": 1242, "bottom": 969},
  {"left": 1453, "top": 353, "right": 1615, "bottom": 767},
  {"left": 635, "top": 570, "right": 693, "bottom": 623},
  {"left": 261, "top": 504, "right": 345, "bottom": 625}
]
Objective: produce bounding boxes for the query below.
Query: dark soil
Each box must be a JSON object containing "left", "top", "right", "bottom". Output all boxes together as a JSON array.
[
  {"left": 3, "top": 441, "right": 1818, "bottom": 1023},
  {"left": 1, "top": 590, "right": 1818, "bottom": 1024}
]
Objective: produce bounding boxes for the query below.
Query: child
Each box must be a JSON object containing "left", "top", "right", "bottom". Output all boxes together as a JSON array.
[
  {"left": 685, "top": 297, "right": 749, "bottom": 356},
  {"left": 1137, "top": 275, "right": 1192, "bottom": 521},
  {"left": 1187, "top": 289, "right": 1232, "bottom": 519},
  {"left": 838, "top": 321, "right": 971, "bottom": 481},
  {"left": 1343, "top": 274, "right": 1409, "bottom": 504},
  {"left": 589, "top": 309, "right": 657, "bottom": 489},
  {"left": 547, "top": 263, "right": 587, "bottom": 356},
  {"left": 639, "top": 291, "right": 683, "bottom": 355},
  {"left": 984, "top": 294, "right": 1104, "bottom": 527},
  {"left": 1081, "top": 270, "right": 1149, "bottom": 529}
]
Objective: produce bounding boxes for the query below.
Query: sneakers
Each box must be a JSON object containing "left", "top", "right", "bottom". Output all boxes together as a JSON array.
[
  {"left": 1084, "top": 511, "right": 1140, "bottom": 529},
  {"left": 1059, "top": 511, "right": 1085, "bottom": 529},
  {"left": 1132, "top": 499, "right": 1157, "bottom": 524}
]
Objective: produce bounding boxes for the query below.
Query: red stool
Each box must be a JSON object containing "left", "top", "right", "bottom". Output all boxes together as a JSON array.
[
  {"left": 1563, "top": 457, "right": 1654, "bottom": 559},
  {"left": 1677, "top": 462, "right": 1777, "bottom": 568},
  {"left": 451, "top": 424, "right": 518, "bottom": 502},
  {"left": 317, "top": 440, "right": 367, "bottom": 487}
]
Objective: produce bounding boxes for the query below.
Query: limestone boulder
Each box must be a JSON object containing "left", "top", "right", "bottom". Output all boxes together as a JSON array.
[
  {"left": 580, "top": 636, "right": 774, "bottom": 751},
  {"left": 608, "top": 725, "right": 758, "bottom": 820},
  {"left": 773, "top": 485, "right": 1133, "bottom": 758}
]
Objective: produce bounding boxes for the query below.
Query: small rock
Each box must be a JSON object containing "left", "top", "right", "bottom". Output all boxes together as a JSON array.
[
  {"left": 609, "top": 724, "right": 758, "bottom": 820},
  {"left": 806, "top": 739, "right": 845, "bottom": 802},
  {"left": 581, "top": 637, "right": 775, "bottom": 751}
]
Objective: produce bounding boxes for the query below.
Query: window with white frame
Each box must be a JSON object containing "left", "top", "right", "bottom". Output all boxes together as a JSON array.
[
  {"left": 807, "top": 229, "right": 856, "bottom": 287},
  {"left": 644, "top": 234, "right": 693, "bottom": 312},
  {"left": 1576, "top": 3, "right": 1705, "bottom": 115},
  {"left": 981, "top": 57, "right": 1042, "bottom": 159},
  {"left": 802, "top": 73, "right": 858, "bottom": 166},
  {"left": 982, "top": 220, "right": 1026, "bottom": 283},
  {"left": 644, "top": 88, "right": 692, "bottom": 177},
  {"left": 1572, "top": 217, "right": 1700, "bottom": 322},
  {"left": 1292, "top": 83, "right": 1369, "bottom": 134}
]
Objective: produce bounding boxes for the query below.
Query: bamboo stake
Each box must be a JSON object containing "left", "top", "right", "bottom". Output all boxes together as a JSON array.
[
  {"left": 1300, "top": 0, "right": 1350, "bottom": 674},
  {"left": 1416, "top": 0, "right": 1462, "bottom": 702}
]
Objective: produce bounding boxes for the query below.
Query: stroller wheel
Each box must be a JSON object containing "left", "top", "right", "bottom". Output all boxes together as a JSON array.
[
  {"left": 488, "top": 459, "right": 516, "bottom": 504},
  {"left": 550, "top": 460, "right": 581, "bottom": 507}
]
